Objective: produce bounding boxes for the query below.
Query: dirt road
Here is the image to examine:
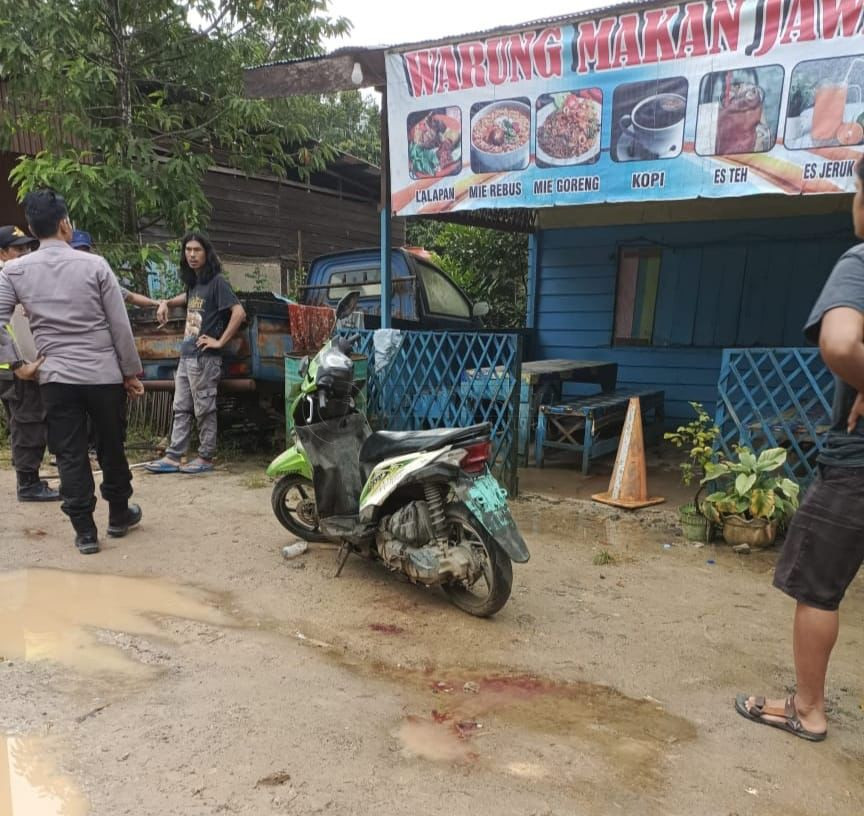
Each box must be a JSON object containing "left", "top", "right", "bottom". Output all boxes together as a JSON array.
[{"left": 1, "top": 460, "right": 862, "bottom": 816}]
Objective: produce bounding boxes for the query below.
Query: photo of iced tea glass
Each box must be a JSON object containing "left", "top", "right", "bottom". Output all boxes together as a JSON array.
[
  {"left": 812, "top": 82, "right": 851, "bottom": 140},
  {"left": 716, "top": 83, "right": 764, "bottom": 154}
]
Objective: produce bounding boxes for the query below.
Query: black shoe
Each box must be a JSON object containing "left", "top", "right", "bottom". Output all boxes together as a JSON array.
[
  {"left": 107, "top": 503, "right": 142, "bottom": 538},
  {"left": 75, "top": 530, "right": 100, "bottom": 555},
  {"left": 17, "top": 480, "right": 61, "bottom": 502}
]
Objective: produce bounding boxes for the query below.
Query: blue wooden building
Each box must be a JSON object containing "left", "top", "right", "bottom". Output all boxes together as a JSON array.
[{"left": 527, "top": 195, "right": 854, "bottom": 426}]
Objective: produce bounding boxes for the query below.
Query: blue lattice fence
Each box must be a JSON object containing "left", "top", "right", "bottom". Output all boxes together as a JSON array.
[
  {"left": 341, "top": 329, "right": 523, "bottom": 495},
  {"left": 714, "top": 348, "right": 834, "bottom": 484}
]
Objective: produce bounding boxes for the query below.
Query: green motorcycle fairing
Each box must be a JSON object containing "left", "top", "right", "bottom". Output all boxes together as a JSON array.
[
  {"left": 454, "top": 471, "right": 530, "bottom": 563},
  {"left": 266, "top": 443, "right": 313, "bottom": 480}
]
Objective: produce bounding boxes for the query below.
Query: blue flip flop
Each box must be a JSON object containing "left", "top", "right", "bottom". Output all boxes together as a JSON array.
[
  {"left": 179, "top": 457, "right": 214, "bottom": 474},
  {"left": 144, "top": 457, "right": 181, "bottom": 474}
]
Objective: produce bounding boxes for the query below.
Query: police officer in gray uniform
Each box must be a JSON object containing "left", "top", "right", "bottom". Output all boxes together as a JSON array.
[{"left": 0, "top": 225, "right": 60, "bottom": 501}]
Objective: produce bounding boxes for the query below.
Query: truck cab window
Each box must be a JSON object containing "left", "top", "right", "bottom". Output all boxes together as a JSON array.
[
  {"left": 415, "top": 261, "right": 471, "bottom": 318},
  {"left": 329, "top": 267, "right": 381, "bottom": 301}
]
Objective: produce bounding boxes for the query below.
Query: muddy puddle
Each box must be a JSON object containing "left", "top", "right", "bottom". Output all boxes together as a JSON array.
[
  {"left": 392, "top": 673, "right": 695, "bottom": 786},
  {"left": 514, "top": 502, "right": 670, "bottom": 552},
  {"left": 0, "top": 734, "right": 87, "bottom": 816},
  {"left": 0, "top": 569, "right": 231, "bottom": 675},
  {"left": 286, "top": 621, "right": 696, "bottom": 790},
  {"left": 513, "top": 500, "right": 779, "bottom": 572}
]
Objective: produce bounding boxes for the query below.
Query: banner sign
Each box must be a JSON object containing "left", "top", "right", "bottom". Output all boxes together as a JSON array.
[{"left": 385, "top": 0, "right": 864, "bottom": 216}]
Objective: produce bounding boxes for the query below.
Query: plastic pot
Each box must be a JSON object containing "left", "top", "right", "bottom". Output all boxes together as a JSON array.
[
  {"left": 722, "top": 515, "right": 777, "bottom": 549},
  {"left": 679, "top": 503, "right": 711, "bottom": 543}
]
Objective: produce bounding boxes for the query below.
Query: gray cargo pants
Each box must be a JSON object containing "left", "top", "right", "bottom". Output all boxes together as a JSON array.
[
  {"left": 166, "top": 355, "right": 222, "bottom": 461},
  {"left": 0, "top": 377, "right": 48, "bottom": 473}
]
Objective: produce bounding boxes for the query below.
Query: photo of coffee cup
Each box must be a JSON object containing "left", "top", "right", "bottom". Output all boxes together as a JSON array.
[{"left": 619, "top": 93, "right": 686, "bottom": 158}]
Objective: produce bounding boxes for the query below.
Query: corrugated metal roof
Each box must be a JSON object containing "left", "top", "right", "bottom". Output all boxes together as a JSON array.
[{"left": 248, "top": 0, "right": 661, "bottom": 69}]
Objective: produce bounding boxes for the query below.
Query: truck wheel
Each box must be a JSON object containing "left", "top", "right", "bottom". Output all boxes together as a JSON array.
[
  {"left": 271, "top": 476, "right": 329, "bottom": 542},
  {"left": 441, "top": 503, "right": 513, "bottom": 617}
]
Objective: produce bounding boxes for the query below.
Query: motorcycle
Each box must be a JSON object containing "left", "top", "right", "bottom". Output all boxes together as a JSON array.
[{"left": 266, "top": 292, "right": 529, "bottom": 617}]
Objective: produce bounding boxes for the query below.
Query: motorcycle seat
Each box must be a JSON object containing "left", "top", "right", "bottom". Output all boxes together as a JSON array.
[{"left": 360, "top": 423, "right": 491, "bottom": 466}]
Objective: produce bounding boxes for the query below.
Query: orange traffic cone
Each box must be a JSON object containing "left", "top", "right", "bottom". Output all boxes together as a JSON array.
[{"left": 592, "top": 397, "right": 665, "bottom": 510}]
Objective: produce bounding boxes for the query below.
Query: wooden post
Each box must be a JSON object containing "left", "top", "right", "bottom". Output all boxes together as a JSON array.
[{"left": 379, "top": 85, "right": 392, "bottom": 329}]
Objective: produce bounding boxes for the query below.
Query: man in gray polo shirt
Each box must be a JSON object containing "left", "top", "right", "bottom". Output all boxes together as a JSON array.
[{"left": 0, "top": 190, "right": 145, "bottom": 554}]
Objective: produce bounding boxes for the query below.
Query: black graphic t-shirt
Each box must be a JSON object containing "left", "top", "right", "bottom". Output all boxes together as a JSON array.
[{"left": 180, "top": 274, "right": 240, "bottom": 357}]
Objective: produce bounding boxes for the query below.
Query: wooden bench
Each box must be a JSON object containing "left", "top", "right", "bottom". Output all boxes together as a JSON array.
[{"left": 534, "top": 390, "right": 665, "bottom": 474}]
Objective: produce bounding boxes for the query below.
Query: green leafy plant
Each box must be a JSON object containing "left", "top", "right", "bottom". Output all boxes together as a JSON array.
[
  {"left": 664, "top": 402, "right": 722, "bottom": 503},
  {"left": 700, "top": 447, "right": 800, "bottom": 525}
]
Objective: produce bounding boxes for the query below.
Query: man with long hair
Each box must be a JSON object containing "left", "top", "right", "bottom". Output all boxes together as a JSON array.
[
  {"left": 0, "top": 190, "right": 144, "bottom": 554},
  {"left": 146, "top": 232, "right": 245, "bottom": 474}
]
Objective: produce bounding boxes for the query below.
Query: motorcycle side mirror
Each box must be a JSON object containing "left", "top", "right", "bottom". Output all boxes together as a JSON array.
[
  {"left": 335, "top": 290, "right": 360, "bottom": 321},
  {"left": 298, "top": 355, "right": 310, "bottom": 378},
  {"left": 473, "top": 301, "right": 490, "bottom": 318}
]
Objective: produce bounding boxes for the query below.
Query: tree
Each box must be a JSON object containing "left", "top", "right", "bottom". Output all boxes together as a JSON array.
[
  {"left": 286, "top": 91, "right": 381, "bottom": 166},
  {"left": 0, "top": 0, "right": 349, "bottom": 289},
  {"left": 407, "top": 220, "right": 528, "bottom": 328}
]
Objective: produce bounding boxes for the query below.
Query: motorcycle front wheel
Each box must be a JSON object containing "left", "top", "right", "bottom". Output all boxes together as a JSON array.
[
  {"left": 441, "top": 503, "right": 513, "bottom": 617},
  {"left": 271, "top": 475, "right": 329, "bottom": 542}
]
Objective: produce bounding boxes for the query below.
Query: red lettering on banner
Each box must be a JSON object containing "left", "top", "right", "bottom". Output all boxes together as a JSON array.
[
  {"left": 642, "top": 6, "right": 679, "bottom": 63},
  {"left": 780, "top": 0, "right": 818, "bottom": 43},
  {"left": 709, "top": 0, "right": 746, "bottom": 53},
  {"left": 508, "top": 33, "right": 535, "bottom": 81},
  {"left": 676, "top": 2, "right": 710, "bottom": 57},
  {"left": 753, "top": 0, "right": 782, "bottom": 56},
  {"left": 403, "top": 50, "right": 436, "bottom": 97},
  {"left": 575, "top": 17, "right": 616, "bottom": 73},
  {"left": 612, "top": 14, "right": 641, "bottom": 66},
  {"left": 533, "top": 27, "right": 563, "bottom": 78},
  {"left": 434, "top": 47, "right": 460, "bottom": 93},
  {"left": 404, "top": 0, "right": 864, "bottom": 96},
  {"left": 822, "top": 0, "right": 864, "bottom": 38},
  {"left": 485, "top": 37, "right": 508, "bottom": 85},
  {"left": 456, "top": 42, "right": 487, "bottom": 89}
]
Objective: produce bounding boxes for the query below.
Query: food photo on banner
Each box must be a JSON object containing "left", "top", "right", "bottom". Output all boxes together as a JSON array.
[
  {"left": 534, "top": 88, "right": 602, "bottom": 168},
  {"left": 785, "top": 54, "right": 864, "bottom": 150},
  {"left": 696, "top": 66, "right": 784, "bottom": 156},
  {"left": 610, "top": 77, "right": 689, "bottom": 163},
  {"left": 407, "top": 106, "right": 463, "bottom": 180},
  {"left": 385, "top": 0, "right": 864, "bottom": 216},
  {"left": 469, "top": 97, "right": 532, "bottom": 173}
]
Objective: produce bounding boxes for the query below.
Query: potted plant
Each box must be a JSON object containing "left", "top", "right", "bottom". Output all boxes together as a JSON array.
[
  {"left": 664, "top": 402, "right": 722, "bottom": 542},
  {"left": 700, "top": 447, "right": 800, "bottom": 548}
]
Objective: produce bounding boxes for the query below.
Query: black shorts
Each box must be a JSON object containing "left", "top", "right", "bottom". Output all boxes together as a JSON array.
[{"left": 773, "top": 465, "right": 864, "bottom": 611}]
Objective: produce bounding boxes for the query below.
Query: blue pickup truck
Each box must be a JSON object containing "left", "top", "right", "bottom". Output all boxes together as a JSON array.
[{"left": 300, "top": 247, "right": 489, "bottom": 330}]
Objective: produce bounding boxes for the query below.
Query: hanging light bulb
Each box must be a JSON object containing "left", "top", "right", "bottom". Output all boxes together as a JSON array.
[{"left": 351, "top": 61, "right": 363, "bottom": 85}]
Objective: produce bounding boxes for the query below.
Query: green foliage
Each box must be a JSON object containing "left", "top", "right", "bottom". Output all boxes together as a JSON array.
[
  {"left": 0, "top": 0, "right": 349, "bottom": 291},
  {"left": 284, "top": 91, "right": 380, "bottom": 166},
  {"left": 406, "top": 220, "right": 528, "bottom": 328},
  {"left": 700, "top": 446, "right": 800, "bottom": 524},
  {"left": 592, "top": 549, "right": 615, "bottom": 566},
  {"left": 663, "top": 402, "right": 722, "bottom": 488},
  {"left": 244, "top": 265, "right": 270, "bottom": 292}
]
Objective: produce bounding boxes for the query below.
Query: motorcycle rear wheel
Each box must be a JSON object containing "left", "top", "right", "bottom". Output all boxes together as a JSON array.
[
  {"left": 271, "top": 475, "right": 329, "bottom": 542},
  {"left": 441, "top": 503, "right": 513, "bottom": 617}
]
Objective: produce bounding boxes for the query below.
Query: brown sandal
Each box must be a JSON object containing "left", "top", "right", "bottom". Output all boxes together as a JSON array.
[{"left": 735, "top": 694, "right": 827, "bottom": 742}]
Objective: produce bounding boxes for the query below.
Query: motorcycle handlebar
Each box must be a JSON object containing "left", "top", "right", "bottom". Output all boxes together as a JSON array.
[{"left": 336, "top": 334, "right": 360, "bottom": 354}]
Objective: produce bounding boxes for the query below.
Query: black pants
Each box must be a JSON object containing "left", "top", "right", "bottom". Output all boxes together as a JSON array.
[
  {"left": 1, "top": 377, "right": 48, "bottom": 473},
  {"left": 40, "top": 382, "right": 133, "bottom": 533},
  {"left": 0, "top": 377, "right": 47, "bottom": 473}
]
